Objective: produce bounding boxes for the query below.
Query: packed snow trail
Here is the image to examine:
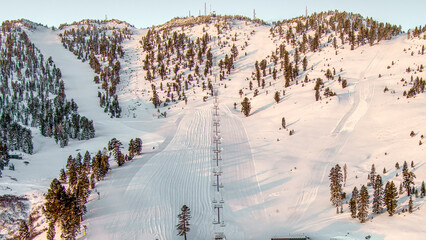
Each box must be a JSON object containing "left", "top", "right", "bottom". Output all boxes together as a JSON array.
[
  {"left": 219, "top": 105, "right": 267, "bottom": 239},
  {"left": 85, "top": 107, "right": 213, "bottom": 239},
  {"left": 81, "top": 103, "right": 266, "bottom": 240}
]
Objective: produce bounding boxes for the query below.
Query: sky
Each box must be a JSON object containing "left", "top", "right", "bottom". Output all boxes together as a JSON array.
[{"left": 1, "top": 0, "right": 425, "bottom": 31}]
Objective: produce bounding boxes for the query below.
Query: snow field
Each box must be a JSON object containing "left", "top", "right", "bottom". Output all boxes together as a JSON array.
[{"left": 2, "top": 17, "right": 426, "bottom": 240}]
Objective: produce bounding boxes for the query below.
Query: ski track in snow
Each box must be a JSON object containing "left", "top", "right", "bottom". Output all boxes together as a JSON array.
[
  {"left": 86, "top": 107, "right": 213, "bottom": 239},
  {"left": 84, "top": 102, "right": 265, "bottom": 240},
  {"left": 219, "top": 105, "right": 267, "bottom": 239}
]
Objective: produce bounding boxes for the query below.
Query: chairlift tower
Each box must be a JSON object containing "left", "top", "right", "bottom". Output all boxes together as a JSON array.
[{"left": 213, "top": 167, "right": 223, "bottom": 192}]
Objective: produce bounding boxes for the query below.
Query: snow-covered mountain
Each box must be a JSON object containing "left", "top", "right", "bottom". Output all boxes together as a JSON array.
[{"left": 1, "top": 11, "right": 426, "bottom": 240}]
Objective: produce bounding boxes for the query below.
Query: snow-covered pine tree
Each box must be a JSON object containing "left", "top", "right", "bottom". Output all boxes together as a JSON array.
[
  {"left": 357, "top": 185, "right": 369, "bottom": 223},
  {"left": 176, "top": 205, "right": 191, "bottom": 240}
]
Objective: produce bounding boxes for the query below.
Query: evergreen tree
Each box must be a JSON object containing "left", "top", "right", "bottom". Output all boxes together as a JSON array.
[
  {"left": 44, "top": 178, "right": 67, "bottom": 224},
  {"left": 402, "top": 166, "right": 416, "bottom": 196},
  {"left": 60, "top": 193, "right": 81, "bottom": 240},
  {"left": 384, "top": 181, "right": 398, "bottom": 216},
  {"left": 59, "top": 168, "right": 67, "bottom": 183},
  {"left": 302, "top": 56, "right": 308, "bottom": 71},
  {"left": 241, "top": 97, "right": 251, "bottom": 117},
  {"left": 46, "top": 221, "right": 55, "bottom": 240},
  {"left": 274, "top": 91, "right": 280, "bottom": 103},
  {"left": 281, "top": 117, "right": 286, "bottom": 129},
  {"left": 111, "top": 139, "right": 124, "bottom": 166},
  {"left": 83, "top": 151, "right": 91, "bottom": 172},
  {"left": 128, "top": 139, "right": 135, "bottom": 158},
  {"left": 408, "top": 196, "right": 413, "bottom": 213},
  {"left": 349, "top": 196, "right": 357, "bottom": 218},
  {"left": 176, "top": 205, "right": 191, "bottom": 240},
  {"left": 369, "top": 164, "right": 376, "bottom": 186},
  {"left": 329, "top": 164, "right": 343, "bottom": 207},
  {"left": 357, "top": 185, "right": 369, "bottom": 223},
  {"left": 421, "top": 181, "right": 425, "bottom": 198},
  {"left": 134, "top": 137, "right": 143, "bottom": 155},
  {"left": 17, "top": 220, "right": 30, "bottom": 240},
  {"left": 372, "top": 175, "right": 384, "bottom": 214}
]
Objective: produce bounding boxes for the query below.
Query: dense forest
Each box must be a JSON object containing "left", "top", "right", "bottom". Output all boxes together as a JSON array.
[
  {"left": 59, "top": 19, "right": 133, "bottom": 118},
  {"left": 0, "top": 20, "right": 95, "bottom": 160}
]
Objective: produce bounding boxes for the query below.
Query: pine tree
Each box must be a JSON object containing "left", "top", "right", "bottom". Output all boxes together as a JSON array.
[
  {"left": 176, "top": 205, "right": 191, "bottom": 240},
  {"left": 17, "top": 220, "right": 30, "bottom": 240},
  {"left": 421, "top": 181, "right": 425, "bottom": 198},
  {"left": 343, "top": 163, "right": 347, "bottom": 186},
  {"left": 241, "top": 97, "right": 251, "bottom": 117},
  {"left": 385, "top": 181, "right": 398, "bottom": 216},
  {"left": 46, "top": 221, "right": 55, "bottom": 240},
  {"left": 59, "top": 168, "right": 67, "bottom": 183},
  {"left": 128, "top": 139, "right": 135, "bottom": 157},
  {"left": 372, "top": 175, "right": 384, "bottom": 214},
  {"left": 402, "top": 167, "right": 416, "bottom": 196},
  {"left": 274, "top": 91, "right": 280, "bottom": 103},
  {"left": 349, "top": 195, "right": 357, "bottom": 218},
  {"left": 83, "top": 151, "right": 91, "bottom": 172},
  {"left": 302, "top": 56, "right": 308, "bottom": 71},
  {"left": 112, "top": 139, "right": 124, "bottom": 166},
  {"left": 329, "top": 164, "right": 343, "bottom": 207},
  {"left": 60, "top": 194, "right": 81, "bottom": 240},
  {"left": 44, "top": 178, "right": 67, "bottom": 224},
  {"left": 408, "top": 196, "right": 413, "bottom": 213},
  {"left": 369, "top": 164, "right": 376, "bottom": 186},
  {"left": 134, "top": 138, "right": 143, "bottom": 155},
  {"left": 357, "top": 185, "right": 369, "bottom": 223},
  {"left": 281, "top": 117, "right": 286, "bottom": 129}
]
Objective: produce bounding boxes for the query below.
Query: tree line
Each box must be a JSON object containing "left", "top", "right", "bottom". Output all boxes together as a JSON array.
[
  {"left": 59, "top": 20, "right": 131, "bottom": 118},
  {"left": 0, "top": 20, "right": 95, "bottom": 153},
  {"left": 329, "top": 161, "right": 425, "bottom": 223}
]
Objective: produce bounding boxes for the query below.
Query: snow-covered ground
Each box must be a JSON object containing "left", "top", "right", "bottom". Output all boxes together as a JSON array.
[{"left": 1, "top": 17, "right": 425, "bottom": 240}]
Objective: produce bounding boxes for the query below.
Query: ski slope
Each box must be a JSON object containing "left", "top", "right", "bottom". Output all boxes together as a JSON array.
[{"left": 1, "top": 17, "right": 426, "bottom": 240}]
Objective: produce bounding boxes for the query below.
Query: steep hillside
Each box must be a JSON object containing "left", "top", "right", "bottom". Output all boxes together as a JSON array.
[{"left": 1, "top": 11, "right": 426, "bottom": 240}]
